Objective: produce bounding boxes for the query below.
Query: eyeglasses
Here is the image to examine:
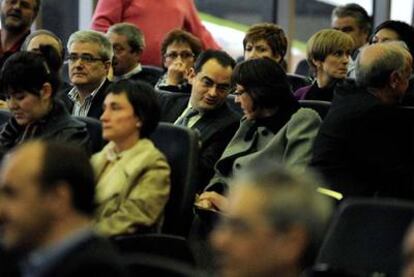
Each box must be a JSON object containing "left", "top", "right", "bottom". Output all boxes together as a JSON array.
[
  {"left": 67, "top": 54, "right": 107, "bottom": 64},
  {"left": 164, "top": 51, "right": 195, "bottom": 60}
]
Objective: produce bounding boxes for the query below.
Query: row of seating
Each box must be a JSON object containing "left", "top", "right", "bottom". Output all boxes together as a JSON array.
[{"left": 110, "top": 198, "right": 414, "bottom": 277}]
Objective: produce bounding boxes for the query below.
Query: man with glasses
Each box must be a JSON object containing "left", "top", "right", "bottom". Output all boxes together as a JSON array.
[
  {"left": 62, "top": 30, "right": 112, "bottom": 119},
  {"left": 159, "top": 50, "right": 240, "bottom": 191},
  {"left": 0, "top": 0, "right": 41, "bottom": 71}
]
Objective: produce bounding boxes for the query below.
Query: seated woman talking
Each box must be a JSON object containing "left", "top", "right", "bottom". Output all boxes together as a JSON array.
[
  {"left": 0, "top": 46, "right": 90, "bottom": 157},
  {"left": 92, "top": 79, "right": 170, "bottom": 237},
  {"left": 294, "top": 29, "right": 354, "bottom": 101},
  {"left": 196, "top": 58, "right": 321, "bottom": 211}
]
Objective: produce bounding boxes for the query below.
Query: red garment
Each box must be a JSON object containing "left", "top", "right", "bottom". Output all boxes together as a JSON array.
[
  {"left": 91, "top": 0, "right": 220, "bottom": 66},
  {"left": 0, "top": 30, "right": 29, "bottom": 70}
]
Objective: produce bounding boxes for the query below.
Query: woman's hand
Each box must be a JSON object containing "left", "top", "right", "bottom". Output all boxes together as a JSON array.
[
  {"left": 166, "top": 61, "right": 189, "bottom": 85},
  {"left": 195, "top": 191, "right": 229, "bottom": 212}
]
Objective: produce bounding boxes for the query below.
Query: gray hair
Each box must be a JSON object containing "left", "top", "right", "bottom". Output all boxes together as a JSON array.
[
  {"left": 332, "top": 3, "right": 372, "bottom": 35},
  {"left": 67, "top": 30, "right": 113, "bottom": 62},
  {"left": 107, "top": 23, "right": 145, "bottom": 53},
  {"left": 230, "top": 162, "right": 333, "bottom": 268},
  {"left": 356, "top": 41, "right": 411, "bottom": 88}
]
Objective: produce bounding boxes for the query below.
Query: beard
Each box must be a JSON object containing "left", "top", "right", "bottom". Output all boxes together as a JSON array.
[{"left": 0, "top": 13, "right": 31, "bottom": 34}]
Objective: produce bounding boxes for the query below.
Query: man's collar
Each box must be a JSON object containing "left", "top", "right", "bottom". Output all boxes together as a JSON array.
[
  {"left": 68, "top": 78, "right": 107, "bottom": 102},
  {"left": 113, "top": 63, "right": 142, "bottom": 82}
]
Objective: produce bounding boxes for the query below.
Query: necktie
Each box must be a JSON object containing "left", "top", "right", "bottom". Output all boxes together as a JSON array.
[{"left": 175, "top": 108, "right": 199, "bottom": 127}]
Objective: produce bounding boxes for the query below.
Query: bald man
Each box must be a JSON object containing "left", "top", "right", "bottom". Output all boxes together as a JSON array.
[{"left": 312, "top": 41, "right": 414, "bottom": 199}]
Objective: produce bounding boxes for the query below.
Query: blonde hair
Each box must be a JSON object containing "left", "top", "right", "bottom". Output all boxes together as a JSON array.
[{"left": 307, "top": 29, "right": 354, "bottom": 71}]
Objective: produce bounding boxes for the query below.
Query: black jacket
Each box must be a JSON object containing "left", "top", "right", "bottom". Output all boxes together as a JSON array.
[
  {"left": 311, "top": 80, "right": 414, "bottom": 199},
  {"left": 0, "top": 100, "right": 90, "bottom": 157}
]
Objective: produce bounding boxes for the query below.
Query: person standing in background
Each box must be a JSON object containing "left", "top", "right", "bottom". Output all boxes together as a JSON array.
[{"left": 91, "top": 0, "right": 220, "bottom": 67}]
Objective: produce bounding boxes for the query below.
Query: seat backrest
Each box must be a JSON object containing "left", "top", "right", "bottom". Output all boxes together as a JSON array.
[
  {"left": 113, "top": 233, "right": 195, "bottom": 265},
  {"left": 316, "top": 198, "right": 414, "bottom": 277},
  {"left": 299, "top": 100, "right": 331, "bottom": 119},
  {"left": 287, "top": 73, "right": 312, "bottom": 92},
  {"left": 73, "top": 116, "right": 104, "bottom": 153},
  {"left": 122, "top": 253, "right": 203, "bottom": 277},
  {"left": 150, "top": 122, "right": 199, "bottom": 236},
  {"left": 142, "top": 65, "right": 164, "bottom": 81}
]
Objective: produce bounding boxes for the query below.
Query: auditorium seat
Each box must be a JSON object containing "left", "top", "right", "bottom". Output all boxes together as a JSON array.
[
  {"left": 150, "top": 122, "right": 200, "bottom": 236},
  {"left": 316, "top": 198, "right": 414, "bottom": 277},
  {"left": 74, "top": 116, "right": 104, "bottom": 153}
]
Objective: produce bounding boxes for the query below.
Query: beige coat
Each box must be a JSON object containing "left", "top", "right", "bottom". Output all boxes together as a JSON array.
[{"left": 92, "top": 139, "right": 170, "bottom": 237}]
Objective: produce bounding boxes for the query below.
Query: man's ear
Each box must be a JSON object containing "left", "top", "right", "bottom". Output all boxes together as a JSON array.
[
  {"left": 45, "top": 182, "right": 72, "bottom": 217},
  {"left": 40, "top": 82, "right": 53, "bottom": 100},
  {"left": 133, "top": 50, "right": 142, "bottom": 63},
  {"left": 272, "top": 225, "right": 309, "bottom": 267},
  {"left": 389, "top": 70, "right": 401, "bottom": 89},
  {"left": 187, "top": 67, "right": 196, "bottom": 85}
]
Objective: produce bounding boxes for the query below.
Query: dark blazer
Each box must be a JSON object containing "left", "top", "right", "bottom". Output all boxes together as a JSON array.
[
  {"left": 311, "top": 80, "right": 414, "bottom": 199},
  {"left": 41, "top": 234, "right": 127, "bottom": 277},
  {"left": 128, "top": 70, "right": 159, "bottom": 86},
  {"left": 59, "top": 79, "right": 111, "bottom": 120},
  {"left": 158, "top": 92, "right": 240, "bottom": 191}
]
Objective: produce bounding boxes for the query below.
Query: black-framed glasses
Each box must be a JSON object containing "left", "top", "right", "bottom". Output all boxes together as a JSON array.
[
  {"left": 66, "top": 54, "right": 107, "bottom": 64},
  {"left": 164, "top": 51, "right": 195, "bottom": 60}
]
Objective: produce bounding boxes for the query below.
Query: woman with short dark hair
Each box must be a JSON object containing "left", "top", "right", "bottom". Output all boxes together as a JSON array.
[
  {"left": 92, "top": 79, "right": 170, "bottom": 237},
  {"left": 0, "top": 46, "right": 90, "bottom": 157},
  {"left": 196, "top": 58, "right": 321, "bottom": 210}
]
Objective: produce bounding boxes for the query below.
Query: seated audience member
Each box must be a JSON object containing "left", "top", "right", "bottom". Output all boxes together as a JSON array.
[
  {"left": 92, "top": 80, "right": 170, "bottom": 237},
  {"left": 62, "top": 30, "right": 112, "bottom": 119},
  {"left": 196, "top": 58, "right": 321, "bottom": 210},
  {"left": 243, "top": 23, "right": 288, "bottom": 65},
  {"left": 370, "top": 20, "right": 414, "bottom": 61},
  {"left": 21, "top": 29, "right": 65, "bottom": 62},
  {"left": 210, "top": 162, "right": 333, "bottom": 277},
  {"left": 331, "top": 3, "right": 372, "bottom": 78},
  {"left": 155, "top": 29, "right": 202, "bottom": 94},
  {"left": 0, "top": 141, "right": 127, "bottom": 276},
  {"left": 0, "top": 0, "right": 41, "bottom": 71},
  {"left": 0, "top": 48, "right": 90, "bottom": 158},
  {"left": 106, "top": 23, "right": 158, "bottom": 86},
  {"left": 294, "top": 29, "right": 354, "bottom": 101},
  {"left": 158, "top": 50, "right": 240, "bottom": 192},
  {"left": 20, "top": 29, "right": 71, "bottom": 91},
  {"left": 369, "top": 20, "right": 414, "bottom": 105},
  {"left": 312, "top": 41, "right": 414, "bottom": 199},
  {"left": 242, "top": 23, "right": 307, "bottom": 90}
]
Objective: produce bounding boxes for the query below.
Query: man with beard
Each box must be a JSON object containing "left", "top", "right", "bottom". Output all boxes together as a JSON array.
[{"left": 0, "top": 0, "right": 40, "bottom": 70}]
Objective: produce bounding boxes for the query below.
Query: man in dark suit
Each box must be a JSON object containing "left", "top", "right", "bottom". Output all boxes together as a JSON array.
[
  {"left": 312, "top": 41, "right": 414, "bottom": 199},
  {"left": 62, "top": 30, "right": 112, "bottom": 119},
  {"left": 0, "top": 141, "right": 126, "bottom": 276},
  {"left": 159, "top": 50, "right": 240, "bottom": 191},
  {"left": 107, "top": 23, "right": 160, "bottom": 86}
]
